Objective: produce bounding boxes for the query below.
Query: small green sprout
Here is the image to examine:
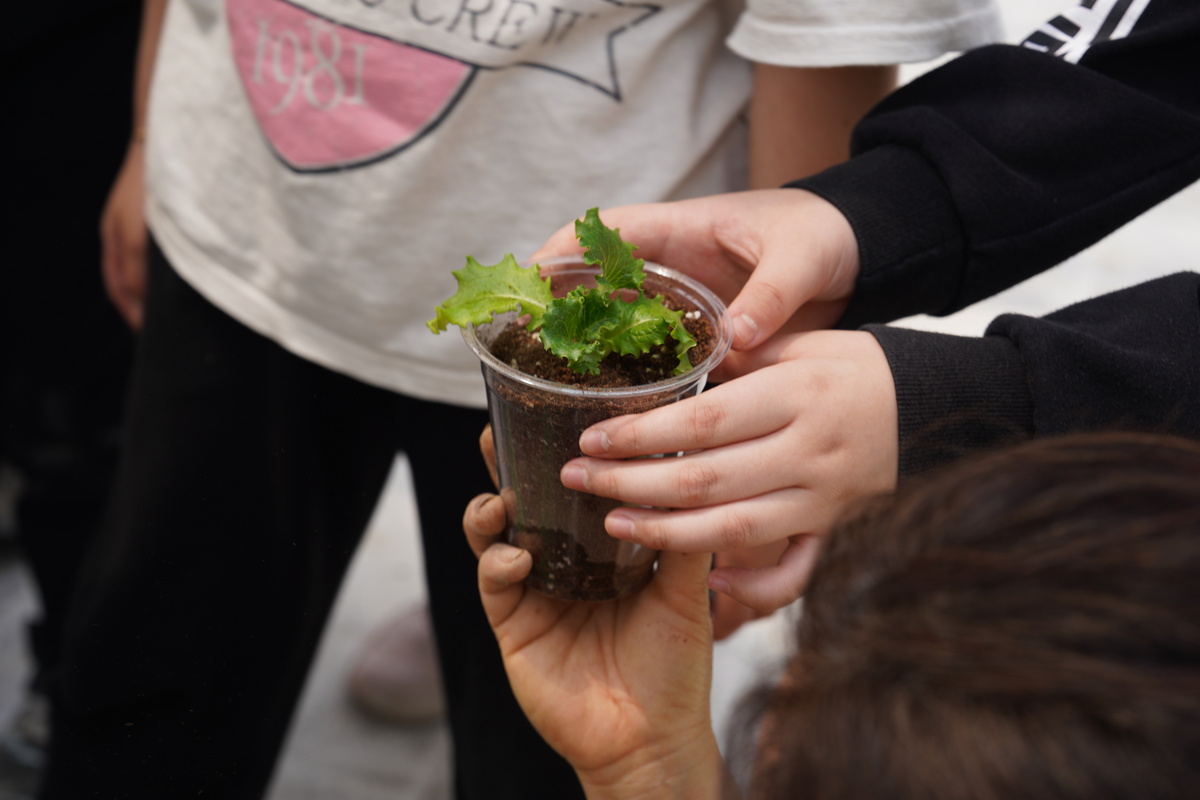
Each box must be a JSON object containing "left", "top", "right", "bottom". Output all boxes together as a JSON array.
[{"left": 428, "top": 208, "right": 696, "bottom": 375}]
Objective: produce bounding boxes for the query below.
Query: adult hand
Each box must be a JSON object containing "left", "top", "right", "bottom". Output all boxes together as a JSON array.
[
  {"left": 558, "top": 330, "right": 898, "bottom": 615},
  {"left": 100, "top": 141, "right": 149, "bottom": 330},
  {"left": 464, "top": 430, "right": 728, "bottom": 800},
  {"left": 530, "top": 189, "right": 859, "bottom": 360}
]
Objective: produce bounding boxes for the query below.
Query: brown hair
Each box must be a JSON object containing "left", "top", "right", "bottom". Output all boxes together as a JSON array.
[{"left": 747, "top": 432, "right": 1200, "bottom": 800}]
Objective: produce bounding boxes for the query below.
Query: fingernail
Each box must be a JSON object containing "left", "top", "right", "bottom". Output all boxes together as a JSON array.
[
  {"left": 708, "top": 575, "right": 731, "bottom": 595},
  {"left": 500, "top": 546, "right": 524, "bottom": 565},
  {"left": 606, "top": 513, "right": 633, "bottom": 539},
  {"left": 732, "top": 314, "right": 759, "bottom": 349},
  {"left": 560, "top": 462, "right": 588, "bottom": 490},
  {"left": 580, "top": 428, "right": 611, "bottom": 454}
]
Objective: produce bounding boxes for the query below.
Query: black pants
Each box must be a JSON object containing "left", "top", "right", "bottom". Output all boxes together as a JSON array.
[
  {"left": 40, "top": 246, "right": 583, "bottom": 799},
  {"left": 1, "top": 2, "right": 139, "bottom": 702}
]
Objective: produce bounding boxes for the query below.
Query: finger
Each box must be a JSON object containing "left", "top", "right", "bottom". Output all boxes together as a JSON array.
[
  {"left": 650, "top": 549, "right": 715, "bottom": 624},
  {"left": 121, "top": 224, "right": 148, "bottom": 331},
  {"left": 566, "top": 427, "right": 812, "bottom": 513},
  {"left": 717, "top": 192, "right": 857, "bottom": 350},
  {"left": 479, "top": 425, "right": 499, "bottom": 488},
  {"left": 578, "top": 373, "right": 795, "bottom": 460},
  {"left": 707, "top": 332, "right": 812, "bottom": 383},
  {"left": 723, "top": 253, "right": 833, "bottom": 350},
  {"left": 712, "top": 544, "right": 786, "bottom": 638},
  {"left": 100, "top": 219, "right": 134, "bottom": 328},
  {"left": 710, "top": 593, "right": 760, "bottom": 641},
  {"left": 124, "top": 280, "right": 145, "bottom": 331},
  {"left": 478, "top": 543, "right": 533, "bottom": 629},
  {"left": 463, "top": 493, "right": 508, "bottom": 558},
  {"left": 102, "top": 225, "right": 147, "bottom": 331},
  {"left": 714, "top": 541, "right": 790, "bottom": 572},
  {"left": 600, "top": 488, "right": 836, "bottom": 554},
  {"left": 707, "top": 535, "right": 821, "bottom": 615}
]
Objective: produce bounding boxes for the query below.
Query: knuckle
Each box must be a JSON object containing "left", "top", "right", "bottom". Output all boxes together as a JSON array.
[
  {"left": 753, "top": 280, "right": 788, "bottom": 319},
  {"left": 591, "top": 464, "right": 632, "bottom": 501},
  {"left": 618, "top": 513, "right": 666, "bottom": 550},
  {"left": 719, "top": 511, "right": 760, "bottom": 551},
  {"left": 585, "top": 466, "right": 616, "bottom": 497},
  {"left": 677, "top": 460, "right": 720, "bottom": 507},
  {"left": 606, "top": 418, "right": 643, "bottom": 454},
  {"left": 685, "top": 401, "right": 727, "bottom": 444},
  {"left": 635, "top": 523, "right": 671, "bottom": 551}
]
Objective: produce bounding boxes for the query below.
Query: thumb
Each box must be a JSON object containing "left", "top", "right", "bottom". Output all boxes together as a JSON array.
[
  {"left": 478, "top": 543, "right": 533, "bottom": 632},
  {"left": 707, "top": 535, "right": 821, "bottom": 615},
  {"left": 723, "top": 245, "right": 812, "bottom": 350},
  {"left": 725, "top": 250, "right": 851, "bottom": 350},
  {"left": 722, "top": 190, "right": 859, "bottom": 349},
  {"left": 650, "top": 550, "right": 714, "bottom": 623}
]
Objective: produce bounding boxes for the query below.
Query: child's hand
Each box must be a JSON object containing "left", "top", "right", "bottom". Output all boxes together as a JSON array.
[
  {"left": 530, "top": 189, "right": 860, "bottom": 355},
  {"left": 710, "top": 542, "right": 788, "bottom": 640},
  {"left": 559, "top": 330, "right": 898, "bottom": 615},
  {"left": 100, "top": 141, "right": 149, "bottom": 330},
  {"left": 463, "top": 433, "right": 727, "bottom": 799}
]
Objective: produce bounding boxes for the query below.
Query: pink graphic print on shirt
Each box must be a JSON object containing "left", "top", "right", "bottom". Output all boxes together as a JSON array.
[{"left": 228, "top": 0, "right": 474, "bottom": 171}]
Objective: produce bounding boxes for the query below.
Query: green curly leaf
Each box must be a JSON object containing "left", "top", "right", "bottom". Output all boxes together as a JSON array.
[
  {"left": 431, "top": 209, "right": 701, "bottom": 376},
  {"left": 576, "top": 207, "right": 645, "bottom": 294},
  {"left": 612, "top": 295, "right": 696, "bottom": 375},
  {"left": 669, "top": 314, "right": 697, "bottom": 375},
  {"left": 604, "top": 295, "right": 675, "bottom": 356},
  {"left": 540, "top": 288, "right": 616, "bottom": 374},
  {"left": 427, "top": 254, "right": 552, "bottom": 334}
]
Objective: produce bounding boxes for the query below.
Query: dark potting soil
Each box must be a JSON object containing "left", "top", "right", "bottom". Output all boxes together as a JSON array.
[
  {"left": 485, "top": 289, "right": 717, "bottom": 602},
  {"left": 509, "top": 526, "right": 656, "bottom": 602},
  {"left": 489, "top": 301, "right": 717, "bottom": 388}
]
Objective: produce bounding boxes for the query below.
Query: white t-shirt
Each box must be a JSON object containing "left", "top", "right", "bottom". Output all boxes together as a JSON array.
[{"left": 146, "top": 0, "right": 1001, "bottom": 408}]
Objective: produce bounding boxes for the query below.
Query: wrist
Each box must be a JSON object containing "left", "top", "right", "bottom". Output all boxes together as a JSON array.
[
  {"left": 864, "top": 324, "right": 1033, "bottom": 476},
  {"left": 576, "top": 729, "right": 732, "bottom": 800},
  {"left": 788, "top": 146, "right": 965, "bottom": 328}
]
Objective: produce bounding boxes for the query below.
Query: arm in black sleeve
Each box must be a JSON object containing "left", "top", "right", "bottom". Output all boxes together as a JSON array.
[
  {"left": 864, "top": 272, "right": 1200, "bottom": 476},
  {"left": 787, "top": 0, "right": 1200, "bottom": 328}
]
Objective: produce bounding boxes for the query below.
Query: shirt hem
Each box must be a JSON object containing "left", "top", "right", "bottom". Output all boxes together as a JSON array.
[
  {"left": 146, "top": 199, "right": 489, "bottom": 409},
  {"left": 727, "top": 8, "right": 1004, "bottom": 66}
]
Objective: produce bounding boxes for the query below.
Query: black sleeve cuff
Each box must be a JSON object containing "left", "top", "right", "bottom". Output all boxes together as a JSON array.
[
  {"left": 865, "top": 324, "right": 1035, "bottom": 477},
  {"left": 788, "top": 146, "right": 967, "bottom": 329}
]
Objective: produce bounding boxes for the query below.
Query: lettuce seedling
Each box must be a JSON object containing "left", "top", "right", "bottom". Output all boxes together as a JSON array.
[{"left": 428, "top": 208, "right": 696, "bottom": 376}]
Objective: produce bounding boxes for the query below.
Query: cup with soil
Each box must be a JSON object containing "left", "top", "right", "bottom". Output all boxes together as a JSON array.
[{"left": 462, "top": 258, "right": 732, "bottom": 601}]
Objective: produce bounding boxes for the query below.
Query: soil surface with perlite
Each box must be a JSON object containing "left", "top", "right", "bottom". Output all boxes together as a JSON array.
[{"left": 490, "top": 296, "right": 717, "bottom": 387}]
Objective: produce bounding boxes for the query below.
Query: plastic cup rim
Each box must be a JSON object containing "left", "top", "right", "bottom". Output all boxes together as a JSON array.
[{"left": 461, "top": 256, "right": 733, "bottom": 399}]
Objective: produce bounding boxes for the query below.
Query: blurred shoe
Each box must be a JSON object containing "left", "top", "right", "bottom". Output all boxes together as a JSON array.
[
  {"left": 347, "top": 603, "right": 445, "bottom": 723},
  {"left": 0, "top": 692, "right": 48, "bottom": 800},
  {"left": 0, "top": 750, "right": 37, "bottom": 800}
]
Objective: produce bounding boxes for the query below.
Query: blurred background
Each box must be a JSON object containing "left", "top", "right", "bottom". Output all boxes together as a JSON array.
[{"left": 2, "top": 0, "right": 1197, "bottom": 797}]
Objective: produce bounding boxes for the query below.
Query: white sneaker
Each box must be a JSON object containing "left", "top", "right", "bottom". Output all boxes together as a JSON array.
[
  {"left": 0, "top": 691, "right": 48, "bottom": 800},
  {"left": 346, "top": 603, "right": 445, "bottom": 724}
]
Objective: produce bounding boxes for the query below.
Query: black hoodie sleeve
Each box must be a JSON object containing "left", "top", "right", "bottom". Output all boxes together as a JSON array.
[
  {"left": 864, "top": 272, "right": 1200, "bottom": 476},
  {"left": 788, "top": 0, "right": 1200, "bottom": 329}
]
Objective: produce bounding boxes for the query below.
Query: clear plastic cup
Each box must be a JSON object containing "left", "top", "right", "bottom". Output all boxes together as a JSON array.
[{"left": 463, "top": 258, "right": 732, "bottom": 601}]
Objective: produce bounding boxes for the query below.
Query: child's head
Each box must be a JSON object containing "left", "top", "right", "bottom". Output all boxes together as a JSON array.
[{"left": 750, "top": 432, "right": 1200, "bottom": 800}]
